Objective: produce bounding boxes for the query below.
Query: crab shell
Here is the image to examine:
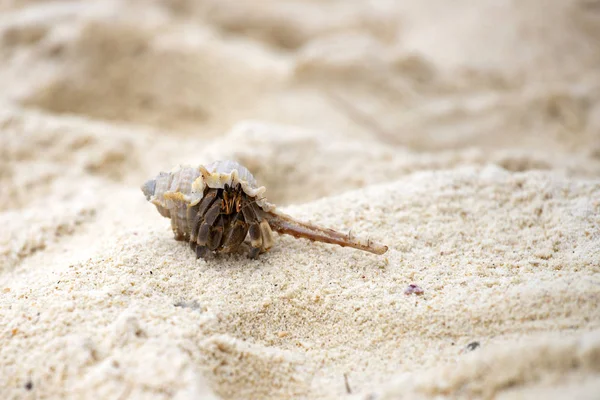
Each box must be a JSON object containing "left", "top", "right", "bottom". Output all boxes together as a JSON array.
[{"left": 142, "top": 160, "right": 275, "bottom": 239}]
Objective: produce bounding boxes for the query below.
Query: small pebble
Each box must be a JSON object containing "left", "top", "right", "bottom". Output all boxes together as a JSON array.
[
  {"left": 404, "top": 284, "right": 424, "bottom": 295},
  {"left": 466, "top": 341, "right": 480, "bottom": 352},
  {"left": 174, "top": 300, "right": 201, "bottom": 310}
]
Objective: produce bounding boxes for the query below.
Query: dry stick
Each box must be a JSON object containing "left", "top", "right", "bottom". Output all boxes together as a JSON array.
[
  {"left": 344, "top": 373, "right": 352, "bottom": 394},
  {"left": 267, "top": 211, "right": 388, "bottom": 255}
]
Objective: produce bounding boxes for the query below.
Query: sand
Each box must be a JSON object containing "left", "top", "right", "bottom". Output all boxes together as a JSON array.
[{"left": 1, "top": 0, "right": 599, "bottom": 399}]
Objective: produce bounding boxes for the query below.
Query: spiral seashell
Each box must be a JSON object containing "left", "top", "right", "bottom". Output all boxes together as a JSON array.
[{"left": 142, "top": 160, "right": 388, "bottom": 258}]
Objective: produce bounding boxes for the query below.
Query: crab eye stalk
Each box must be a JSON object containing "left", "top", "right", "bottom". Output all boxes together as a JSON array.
[{"left": 141, "top": 179, "right": 156, "bottom": 200}]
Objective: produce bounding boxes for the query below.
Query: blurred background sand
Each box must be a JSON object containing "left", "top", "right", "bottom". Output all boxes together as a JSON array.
[{"left": 1, "top": 0, "right": 599, "bottom": 399}]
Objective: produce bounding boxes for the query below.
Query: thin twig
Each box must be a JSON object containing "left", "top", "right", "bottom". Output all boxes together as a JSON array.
[{"left": 344, "top": 373, "right": 352, "bottom": 394}]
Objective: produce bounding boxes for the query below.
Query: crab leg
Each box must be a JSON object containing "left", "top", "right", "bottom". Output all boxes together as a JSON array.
[{"left": 265, "top": 212, "right": 388, "bottom": 255}]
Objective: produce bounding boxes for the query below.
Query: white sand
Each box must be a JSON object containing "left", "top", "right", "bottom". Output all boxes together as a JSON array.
[{"left": 1, "top": 1, "right": 599, "bottom": 399}]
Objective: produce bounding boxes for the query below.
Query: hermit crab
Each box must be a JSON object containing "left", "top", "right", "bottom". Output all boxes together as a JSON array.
[{"left": 141, "top": 160, "right": 388, "bottom": 259}]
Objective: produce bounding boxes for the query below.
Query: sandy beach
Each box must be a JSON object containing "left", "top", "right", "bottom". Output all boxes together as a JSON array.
[{"left": 1, "top": 1, "right": 599, "bottom": 399}]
